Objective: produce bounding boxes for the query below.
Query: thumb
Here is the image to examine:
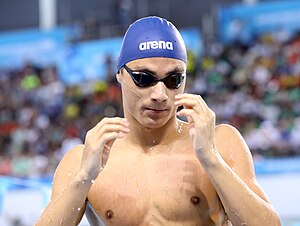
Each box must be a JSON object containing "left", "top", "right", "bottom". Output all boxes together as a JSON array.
[
  {"left": 105, "top": 140, "right": 115, "bottom": 150},
  {"left": 101, "top": 140, "right": 115, "bottom": 167},
  {"left": 187, "top": 115, "right": 194, "bottom": 125}
]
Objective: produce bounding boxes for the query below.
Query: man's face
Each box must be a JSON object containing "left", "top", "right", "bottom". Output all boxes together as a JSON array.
[{"left": 118, "top": 57, "right": 186, "bottom": 128}]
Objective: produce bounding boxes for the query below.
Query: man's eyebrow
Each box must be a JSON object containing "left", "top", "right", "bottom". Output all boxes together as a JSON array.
[{"left": 165, "top": 66, "right": 185, "bottom": 75}]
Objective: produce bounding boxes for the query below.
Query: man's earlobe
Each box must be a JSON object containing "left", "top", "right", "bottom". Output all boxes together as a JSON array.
[{"left": 116, "top": 73, "right": 121, "bottom": 83}]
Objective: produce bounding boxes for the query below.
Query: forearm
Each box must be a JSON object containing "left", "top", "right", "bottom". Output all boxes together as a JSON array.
[
  {"left": 35, "top": 173, "right": 92, "bottom": 226},
  {"left": 200, "top": 149, "right": 281, "bottom": 226}
]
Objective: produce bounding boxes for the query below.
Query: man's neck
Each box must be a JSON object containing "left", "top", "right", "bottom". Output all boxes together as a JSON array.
[{"left": 124, "top": 116, "right": 184, "bottom": 151}]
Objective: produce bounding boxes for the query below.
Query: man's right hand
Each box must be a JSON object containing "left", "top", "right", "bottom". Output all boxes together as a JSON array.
[
  {"left": 35, "top": 117, "right": 128, "bottom": 226},
  {"left": 80, "top": 117, "right": 130, "bottom": 181}
]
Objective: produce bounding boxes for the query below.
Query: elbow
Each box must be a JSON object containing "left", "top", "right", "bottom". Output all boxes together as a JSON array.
[
  {"left": 228, "top": 208, "right": 282, "bottom": 226},
  {"left": 273, "top": 212, "right": 282, "bottom": 226},
  {"left": 269, "top": 204, "right": 281, "bottom": 226},
  {"left": 265, "top": 207, "right": 281, "bottom": 226}
]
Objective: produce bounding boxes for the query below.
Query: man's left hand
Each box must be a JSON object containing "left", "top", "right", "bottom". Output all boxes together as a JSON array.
[{"left": 175, "top": 93, "right": 216, "bottom": 160}]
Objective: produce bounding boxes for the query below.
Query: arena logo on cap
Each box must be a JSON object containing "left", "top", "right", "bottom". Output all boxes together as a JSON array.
[{"left": 139, "top": 40, "right": 173, "bottom": 51}]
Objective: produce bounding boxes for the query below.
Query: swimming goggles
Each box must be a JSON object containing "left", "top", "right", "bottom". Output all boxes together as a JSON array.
[{"left": 123, "top": 64, "right": 184, "bottom": 89}]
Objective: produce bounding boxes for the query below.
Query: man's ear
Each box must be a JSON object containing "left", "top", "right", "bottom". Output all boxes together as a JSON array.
[{"left": 116, "top": 72, "right": 121, "bottom": 83}]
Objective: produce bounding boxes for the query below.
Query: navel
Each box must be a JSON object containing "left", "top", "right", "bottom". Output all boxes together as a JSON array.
[
  {"left": 190, "top": 196, "right": 201, "bottom": 205},
  {"left": 105, "top": 209, "right": 114, "bottom": 219}
]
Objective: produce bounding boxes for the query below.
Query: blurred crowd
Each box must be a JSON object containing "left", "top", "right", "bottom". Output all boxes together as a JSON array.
[{"left": 0, "top": 30, "right": 299, "bottom": 178}]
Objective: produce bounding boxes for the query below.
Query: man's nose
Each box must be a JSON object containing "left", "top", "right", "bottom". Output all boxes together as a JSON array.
[{"left": 150, "top": 81, "right": 168, "bottom": 103}]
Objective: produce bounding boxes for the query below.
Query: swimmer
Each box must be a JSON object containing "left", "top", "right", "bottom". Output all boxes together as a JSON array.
[{"left": 35, "top": 16, "right": 281, "bottom": 226}]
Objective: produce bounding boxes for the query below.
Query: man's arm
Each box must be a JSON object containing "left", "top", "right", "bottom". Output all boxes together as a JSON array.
[
  {"left": 210, "top": 124, "right": 280, "bottom": 226},
  {"left": 35, "top": 145, "right": 90, "bottom": 226},
  {"left": 35, "top": 117, "right": 130, "bottom": 226},
  {"left": 175, "top": 93, "right": 281, "bottom": 226}
]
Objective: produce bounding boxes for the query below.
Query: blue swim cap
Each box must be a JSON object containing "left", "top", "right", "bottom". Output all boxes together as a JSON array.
[{"left": 117, "top": 16, "right": 187, "bottom": 72}]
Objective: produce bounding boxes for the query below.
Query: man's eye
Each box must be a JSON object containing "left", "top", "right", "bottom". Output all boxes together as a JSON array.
[
  {"left": 173, "top": 73, "right": 183, "bottom": 76},
  {"left": 133, "top": 71, "right": 148, "bottom": 76}
]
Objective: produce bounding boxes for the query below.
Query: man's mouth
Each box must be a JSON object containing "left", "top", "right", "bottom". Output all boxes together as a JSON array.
[
  {"left": 145, "top": 107, "right": 168, "bottom": 111},
  {"left": 144, "top": 107, "right": 168, "bottom": 115}
]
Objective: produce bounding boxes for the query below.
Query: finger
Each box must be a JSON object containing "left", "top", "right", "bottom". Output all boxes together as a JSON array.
[
  {"left": 104, "top": 140, "right": 114, "bottom": 150},
  {"left": 98, "top": 124, "right": 130, "bottom": 135},
  {"left": 176, "top": 94, "right": 211, "bottom": 113},
  {"left": 89, "top": 118, "right": 130, "bottom": 136},
  {"left": 176, "top": 93, "right": 208, "bottom": 107},
  {"left": 101, "top": 131, "right": 126, "bottom": 144},
  {"left": 174, "top": 98, "right": 204, "bottom": 114},
  {"left": 186, "top": 116, "right": 194, "bottom": 125},
  {"left": 92, "top": 127, "right": 128, "bottom": 147},
  {"left": 95, "top": 117, "right": 129, "bottom": 131},
  {"left": 102, "top": 140, "right": 115, "bottom": 166},
  {"left": 176, "top": 109, "right": 199, "bottom": 124},
  {"left": 196, "top": 95, "right": 210, "bottom": 110},
  {"left": 175, "top": 93, "right": 199, "bottom": 100}
]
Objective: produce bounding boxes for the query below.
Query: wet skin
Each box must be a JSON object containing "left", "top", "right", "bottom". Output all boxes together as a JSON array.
[
  {"left": 85, "top": 58, "right": 229, "bottom": 225},
  {"left": 45, "top": 58, "right": 277, "bottom": 226},
  {"left": 87, "top": 124, "right": 229, "bottom": 226}
]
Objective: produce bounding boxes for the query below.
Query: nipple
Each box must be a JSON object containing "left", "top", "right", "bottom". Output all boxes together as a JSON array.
[
  {"left": 105, "top": 209, "right": 114, "bottom": 219},
  {"left": 190, "top": 196, "right": 201, "bottom": 205}
]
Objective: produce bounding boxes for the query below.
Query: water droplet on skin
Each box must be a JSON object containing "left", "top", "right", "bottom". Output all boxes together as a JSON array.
[
  {"left": 164, "top": 160, "right": 169, "bottom": 198},
  {"left": 123, "top": 162, "right": 128, "bottom": 193},
  {"left": 77, "top": 207, "right": 81, "bottom": 211},
  {"left": 82, "top": 181, "right": 85, "bottom": 184},
  {"left": 152, "top": 140, "right": 156, "bottom": 144},
  {"left": 135, "top": 159, "right": 140, "bottom": 198},
  {"left": 183, "top": 161, "right": 187, "bottom": 183},
  {"left": 177, "top": 122, "right": 183, "bottom": 133},
  {"left": 228, "top": 148, "right": 235, "bottom": 166},
  {"left": 149, "top": 147, "right": 153, "bottom": 150}
]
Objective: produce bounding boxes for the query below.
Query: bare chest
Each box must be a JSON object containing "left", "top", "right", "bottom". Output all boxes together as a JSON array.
[{"left": 87, "top": 154, "right": 225, "bottom": 226}]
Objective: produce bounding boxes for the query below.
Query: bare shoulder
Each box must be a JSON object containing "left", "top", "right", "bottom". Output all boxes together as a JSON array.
[
  {"left": 214, "top": 123, "right": 254, "bottom": 174},
  {"left": 52, "top": 144, "right": 84, "bottom": 198},
  {"left": 215, "top": 123, "right": 243, "bottom": 141},
  {"left": 215, "top": 124, "right": 271, "bottom": 202},
  {"left": 215, "top": 123, "right": 250, "bottom": 155}
]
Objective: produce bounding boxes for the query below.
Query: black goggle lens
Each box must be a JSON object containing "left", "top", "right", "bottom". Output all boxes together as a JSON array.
[{"left": 124, "top": 64, "right": 184, "bottom": 89}]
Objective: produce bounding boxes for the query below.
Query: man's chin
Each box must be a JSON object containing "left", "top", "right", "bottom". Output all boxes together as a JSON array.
[{"left": 141, "top": 117, "right": 169, "bottom": 129}]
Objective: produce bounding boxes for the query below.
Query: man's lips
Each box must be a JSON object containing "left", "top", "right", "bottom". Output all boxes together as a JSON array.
[
  {"left": 145, "top": 107, "right": 168, "bottom": 112},
  {"left": 144, "top": 107, "right": 169, "bottom": 116}
]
